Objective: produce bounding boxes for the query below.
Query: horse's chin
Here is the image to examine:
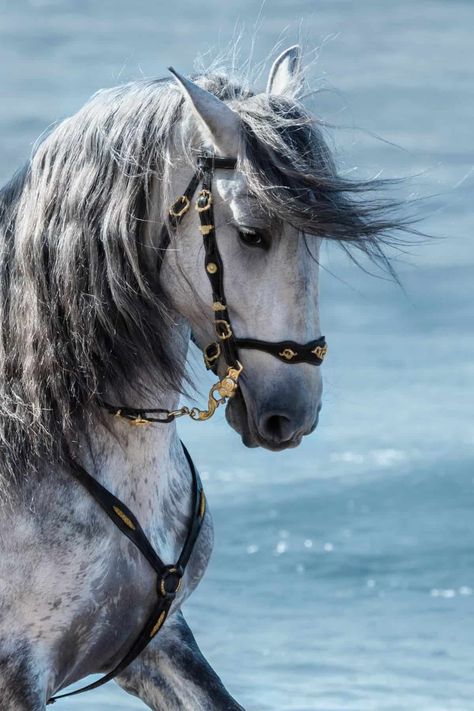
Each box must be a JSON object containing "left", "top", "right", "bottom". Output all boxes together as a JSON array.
[{"left": 225, "top": 389, "right": 303, "bottom": 452}]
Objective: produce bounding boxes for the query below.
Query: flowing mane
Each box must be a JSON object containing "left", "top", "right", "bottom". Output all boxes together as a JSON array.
[{"left": 0, "top": 70, "right": 406, "bottom": 490}]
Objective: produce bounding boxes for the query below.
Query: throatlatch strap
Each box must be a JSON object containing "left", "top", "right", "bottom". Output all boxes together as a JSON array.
[
  {"left": 47, "top": 442, "right": 205, "bottom": 705},
  {"left": 99, "top": 400, "right": 177, "bottom": 424}
]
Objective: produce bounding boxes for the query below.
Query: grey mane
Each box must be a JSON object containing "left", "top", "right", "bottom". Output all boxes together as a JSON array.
[{"left": 0, "top": 70, "right": 407, "bottom": 493}]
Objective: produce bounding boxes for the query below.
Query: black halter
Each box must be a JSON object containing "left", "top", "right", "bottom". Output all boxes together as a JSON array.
[
  {"left": 164, "top": 152, "right": 327, "bottom": 375},
  {"left": 48, "top": 151, "right": 327, "bottom": 704}
]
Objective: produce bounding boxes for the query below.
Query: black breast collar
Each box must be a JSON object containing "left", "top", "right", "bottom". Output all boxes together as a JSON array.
[
  {"left": 48, "top": 151, "right": 327, "bottom": 704},
  {"left": 47, "top": 443, "right": 205, "bottom": 704}
]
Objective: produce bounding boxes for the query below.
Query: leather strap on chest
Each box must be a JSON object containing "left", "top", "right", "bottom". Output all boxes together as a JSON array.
[{"left": 47, "top": 443, "right": 205, "bottom": 704}]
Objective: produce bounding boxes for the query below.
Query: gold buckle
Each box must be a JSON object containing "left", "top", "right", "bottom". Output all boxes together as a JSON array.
[
  {"left": 204, "top": 342, "right": 221, "bottom": 369},
  {"left": 195, "top": 189, "right": 212, "bottom": 212},
  {"left": 215, "top": 320, "right": 232, "bottom": 340},
  {"left": 199, "top": 224, "right": 214, "bottom": 236},
  {"left": 169, "top": 195, "right": 190, "bottom": 218}
]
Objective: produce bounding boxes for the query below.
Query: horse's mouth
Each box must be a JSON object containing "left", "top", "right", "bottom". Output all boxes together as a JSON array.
[{"left": 225, "top": 387, "right": 304, "bottom": 452}]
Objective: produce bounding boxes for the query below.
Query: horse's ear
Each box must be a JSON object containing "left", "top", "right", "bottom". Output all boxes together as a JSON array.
[
  {"left": 266, "top": 45, "right": 303, "bottom": 96},
  {"left": 168, "top": 67, "right": 241, "bottom": 156}
]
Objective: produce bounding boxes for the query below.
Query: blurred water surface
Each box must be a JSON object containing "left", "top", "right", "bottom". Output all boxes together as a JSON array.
[{"left": 0, "top": 1, "right": 473, "bottom": 709}]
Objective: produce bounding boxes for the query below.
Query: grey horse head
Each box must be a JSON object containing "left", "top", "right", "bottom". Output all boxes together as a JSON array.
[
  {"left": 161, "top": 49, "right": 322, "bottom": 450},
  {"left": 0, "top": 46, "right": 405, "bottom": 484}
]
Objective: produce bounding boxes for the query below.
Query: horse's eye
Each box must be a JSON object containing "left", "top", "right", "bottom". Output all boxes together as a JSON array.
[{"left": 238, "top": 228, "right": 266, "bottom": 249}]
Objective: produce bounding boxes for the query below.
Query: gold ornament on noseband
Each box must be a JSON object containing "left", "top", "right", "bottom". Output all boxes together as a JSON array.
[
  {"left": 279, "top": 348, "right": 297, "bottom": 361},
  {"left": 311, "top": 344, "right": 328, "bottom": 361}
]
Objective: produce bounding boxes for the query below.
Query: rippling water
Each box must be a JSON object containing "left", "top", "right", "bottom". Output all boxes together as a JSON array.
[{"left": 1, "top": 1, "right": 473, "bottom": 709}]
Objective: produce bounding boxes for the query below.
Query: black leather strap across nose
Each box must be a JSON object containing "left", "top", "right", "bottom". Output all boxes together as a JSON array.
[
  {"left": 234, "top": 337, "right": 327, "bottom": 365},
  {"left": 159, "top": 151, "right": 327, "bottom": 373}
]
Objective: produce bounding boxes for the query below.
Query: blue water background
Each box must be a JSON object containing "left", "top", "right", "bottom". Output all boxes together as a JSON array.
[{"left": 0, "top": 1, "right": 473, "bottom": 709}]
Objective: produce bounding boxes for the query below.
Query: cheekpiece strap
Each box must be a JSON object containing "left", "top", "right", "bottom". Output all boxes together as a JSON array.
[{"left": 196, "top": 153, "right": 241, "bottom": 370}]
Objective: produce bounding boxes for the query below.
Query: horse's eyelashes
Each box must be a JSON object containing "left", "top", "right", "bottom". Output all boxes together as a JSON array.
[{"left": 238, "top": 227, "right": 268, "bottom": 250}]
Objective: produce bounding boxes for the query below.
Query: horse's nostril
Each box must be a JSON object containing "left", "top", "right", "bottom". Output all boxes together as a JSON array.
[{"left": 260, "top": 413, "right": 294, "bottom": 443}]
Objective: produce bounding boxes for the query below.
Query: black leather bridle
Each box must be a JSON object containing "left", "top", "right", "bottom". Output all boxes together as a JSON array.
[
  {"left": 48, "top": 152, "right": 327, "bottom": 704},
  {"left": 166, "top": 152, "right": 327, "bottom": 374},
  {"left": 101, "top": 151, "right": 327, "bottom": 425}
]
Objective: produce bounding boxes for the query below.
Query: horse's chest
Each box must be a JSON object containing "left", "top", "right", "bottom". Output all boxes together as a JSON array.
[
  {"left": 0, "top": 479, "right": 213, "bottom": 688},
  {"left": 56, "top": 495, "right": 214, "bottom": 673}
]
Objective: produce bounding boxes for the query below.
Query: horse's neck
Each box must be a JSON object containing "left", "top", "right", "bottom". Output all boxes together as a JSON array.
[
  {"left": 83, "top": 333, "right": 191, "bottom": 550},
  {"left": 89, "top": 412, "right": 180, "bottom": 506}
]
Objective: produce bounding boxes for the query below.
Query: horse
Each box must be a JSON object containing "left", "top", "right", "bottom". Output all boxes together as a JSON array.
[{"left": 0, "top": 45, "right": 403, "bottom": 709}]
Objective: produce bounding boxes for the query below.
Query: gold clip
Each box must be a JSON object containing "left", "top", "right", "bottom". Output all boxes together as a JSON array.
[
  {"left": 200, "top": 224, "right": 214, "bottom": 236},
  {"left": 117, "top": 364, "right": 243, "bottom": 426},
  {"left": 185, "top": 362, "right": 243, "bottom": 422},
  {"left": 216, "top": 362, "right": 243, "bottom": 399},
  {"left": 167, "top": 406, "right": 191, "bottom": 419}
]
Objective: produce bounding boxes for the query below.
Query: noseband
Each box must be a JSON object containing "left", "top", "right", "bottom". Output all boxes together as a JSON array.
[{"left": 48, "top": 152, "right": 327, "bottom": 704}]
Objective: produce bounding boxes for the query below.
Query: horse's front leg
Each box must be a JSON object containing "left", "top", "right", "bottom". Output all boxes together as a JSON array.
[{"left": 115, "top": 611, "right": 244, "bottom": 711}]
